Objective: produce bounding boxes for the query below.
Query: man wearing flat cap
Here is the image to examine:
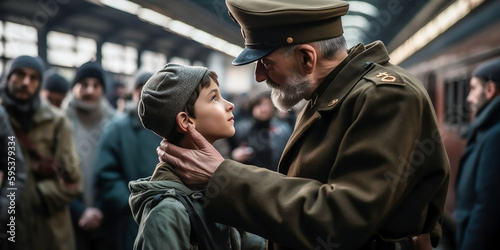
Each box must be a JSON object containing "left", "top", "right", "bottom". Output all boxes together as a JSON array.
[
  {"left": 455, "top": 58, "right": 500, "bottom": 250},
  {"left": 0, "top": 55, "right": 81, "bottom": 250},
  {"left": 158, "top": 0, "right": 450, "bottom": 249}
]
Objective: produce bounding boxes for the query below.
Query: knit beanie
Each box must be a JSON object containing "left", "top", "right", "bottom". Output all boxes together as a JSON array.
[
  {"left": 138, "top": 63, "right": 208, "bottom": 138},
  {"left": 73, "top": 61, "right": 106, "bottom": 91},
  {"left": 7, "top": 55, "right": 45, "bottom": 80},
  {"left": 134, "top": 71, "right": 154, "bottom": 89},
  {"left": 43, "top": 73, "right": 70, "bottom": 93},
  {"left": 473, "top": 58, "right": 500, "bottom": 83}
]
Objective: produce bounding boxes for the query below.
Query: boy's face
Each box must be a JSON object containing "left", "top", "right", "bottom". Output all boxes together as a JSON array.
[{"left": 192, "top": 79, "right": 235, "bottom": 144}]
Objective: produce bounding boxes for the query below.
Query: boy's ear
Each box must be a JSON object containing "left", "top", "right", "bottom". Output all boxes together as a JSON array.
[{"left": 175, "top": 112, "right": 194, "bottom": 133}]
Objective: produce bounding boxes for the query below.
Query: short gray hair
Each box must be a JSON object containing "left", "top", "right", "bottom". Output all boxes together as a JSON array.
[{"left": 282, "top": 35, "right": 347, "bottom": 59}]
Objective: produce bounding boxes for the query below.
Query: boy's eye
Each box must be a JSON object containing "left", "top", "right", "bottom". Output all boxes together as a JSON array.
[{"left": 211, "top": 95, "right": 217, "bottom": 101}]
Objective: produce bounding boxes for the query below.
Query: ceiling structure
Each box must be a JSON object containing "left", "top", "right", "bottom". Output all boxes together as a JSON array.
[{"left": 0, "top": 0, "right": 466, "bottom": 66}]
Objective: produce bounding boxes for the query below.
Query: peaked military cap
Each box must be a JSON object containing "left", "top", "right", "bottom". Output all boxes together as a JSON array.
[{"left": 227, "top": 0, "right": 349, "bottom": 65}]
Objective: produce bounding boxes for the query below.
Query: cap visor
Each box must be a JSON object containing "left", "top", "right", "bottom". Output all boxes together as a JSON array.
[{"left": 232, "top": 47, "right": 278, "bottom": 66}]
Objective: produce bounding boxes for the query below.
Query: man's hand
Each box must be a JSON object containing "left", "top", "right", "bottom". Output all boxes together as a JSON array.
[
  {"left": 78, "top": 207, "right": 103, "bottom": 230},
  {"left": 157, "top": 124, "right": 224, "bottom": 187}
]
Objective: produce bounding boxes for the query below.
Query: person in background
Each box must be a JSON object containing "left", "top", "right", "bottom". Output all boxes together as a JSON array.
[
  {"left": 156, "top": 0, "right": 450, "bottom": 249},
  {"left": 94, "top": 71, "right": 160, "bottom": 250},
  {"left": 0, "top": 105, "right": 26, "bottom": 250},
  {"left": 40, "top": 72, "right": 70, "bottom": 108},
  {"left": 63, "top": 61, "right": 115, "bottom": 250},
  {"left": 0, "top": 55, "right": 81, "bottom": 250},
  {"left": 230, "top": 84, "right": 292, "bottom": 171},
  {"left": 454, "top": 58, "right": 500, "bottom": 250}
]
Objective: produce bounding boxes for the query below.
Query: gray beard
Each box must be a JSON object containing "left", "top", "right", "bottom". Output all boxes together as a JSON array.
[{"left": 266, "top": 72, "right": 311, "bottom": 112}]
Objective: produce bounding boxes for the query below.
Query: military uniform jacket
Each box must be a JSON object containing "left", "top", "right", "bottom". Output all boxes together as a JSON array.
[{"left": 204, "top": 41, "right": 450, "bottom": 249}]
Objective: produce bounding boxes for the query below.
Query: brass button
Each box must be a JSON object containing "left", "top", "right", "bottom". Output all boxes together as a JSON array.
[
  {"left": 286, "top": 37, "right": 293, "bottom": 44},
  {"left": 328, "top": 99, "right": 339, "bottom": 107}
]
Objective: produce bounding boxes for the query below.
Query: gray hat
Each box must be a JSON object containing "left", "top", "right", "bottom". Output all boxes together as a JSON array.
[
  {"left": 138, "top": 63, "right": 208, "bottom": 138},
  {"left": 7, "top": 55, "right": 45, "bottom": 80},
  {"left": 227, "top": 0, "right": 349, "bottom": 65}
]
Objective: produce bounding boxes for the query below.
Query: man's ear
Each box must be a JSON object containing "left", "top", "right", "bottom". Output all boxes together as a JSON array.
[
  {"left": 296, "top": 44, "right": 317, "bottom": 74},
  {"left": 485, "top": 81, "right": 499, "bottom": 100},
  {"left": 175, "top": 112, "right": 194, "bottom": 133}
]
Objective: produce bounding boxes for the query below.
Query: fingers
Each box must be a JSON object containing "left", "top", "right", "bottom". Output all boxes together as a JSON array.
[
  {"left": 186, "top": 123, "right": 211, "bottom": 150},
  {"left": 157, "top": 144, "right": 182, "bottom": 167}
]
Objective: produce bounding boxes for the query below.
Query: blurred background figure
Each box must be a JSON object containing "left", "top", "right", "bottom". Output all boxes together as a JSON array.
[
  {"left": 107, "top": 79, "right": 128, "bottom": 112},
  {"left": 229, "top": 84, "right": 293, "bottom": 171},
  {"left": 0, "top": 55, "right": 81, "bottom": 250},
  {"left": 63, "top": 61, "right": 115, "bottom": 250},
  {"left": 40, "top": 72, "right": 70, "bottom": 108},
  {"left": 93, "top": 71, "right": 160, "bottom": 250},
  {"left": 454, "top": 58, "right": 500, "bottom": 250}
]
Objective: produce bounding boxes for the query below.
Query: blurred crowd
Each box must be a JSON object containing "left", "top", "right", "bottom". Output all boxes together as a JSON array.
[{"left": 0, "top": 55, "right": 298, "bottom": 250}]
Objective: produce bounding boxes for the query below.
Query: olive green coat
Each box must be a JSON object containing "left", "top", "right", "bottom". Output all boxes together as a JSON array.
[
  {"left": 204, "top": 41, "right": 450, "bottom": 249},
  {"left": 6, "top": 100, "right": 82, "bottom": 250}
]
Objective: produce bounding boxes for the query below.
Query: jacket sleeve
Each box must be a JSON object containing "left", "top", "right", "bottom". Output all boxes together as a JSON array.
[
  {"left": 94, "top": 122, "right": 130, "bottom": 213},
  {"left": 135, "top": 197, "right": 192, "bottom": 250},
  {"left": 204, "top": 83, "right": 448, "bottom": 249},
  {"left": 460, "top": 127, "right": 500, "bottom": 249},
  {"left": 36, "top": 116, "right": 82, "bottom": 215}
]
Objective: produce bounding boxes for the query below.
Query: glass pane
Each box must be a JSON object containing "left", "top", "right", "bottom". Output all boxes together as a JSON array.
[
  {"left": 140, "top": 50, "right": 166, "bottom": 72},
  {"left": 77, "top": 36, "right": 96, "bottom": 53},
  {"left": 5, "top": 22, "right": 37, "bottom": 42},
  {"left": 5, "top": 41, "right": 38, "bottom": 58},
  {"left": 47, "top": 31, "right": 75, "bottom": 49},
  {"left": 48, "top": 48, "right": 75, "bottom": 67}
]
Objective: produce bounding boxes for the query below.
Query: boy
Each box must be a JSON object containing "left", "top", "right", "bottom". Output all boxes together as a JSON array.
[{"left": 129, "top": 63, "right": 265, "bottom": 250}]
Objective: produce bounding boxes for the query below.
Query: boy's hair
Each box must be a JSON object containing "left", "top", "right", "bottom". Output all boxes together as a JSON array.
[{"left": 168, "top": 71, "right": 219, "bottom": 144}]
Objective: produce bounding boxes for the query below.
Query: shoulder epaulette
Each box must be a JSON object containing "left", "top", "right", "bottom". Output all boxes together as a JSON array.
[{"left": 363, "top": 63, "right": 405, "bottom": 87}]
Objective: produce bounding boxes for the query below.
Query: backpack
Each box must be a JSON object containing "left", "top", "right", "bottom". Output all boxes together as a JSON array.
[{"left": 150, "top": 182, "right": 230, "bottom": 250}]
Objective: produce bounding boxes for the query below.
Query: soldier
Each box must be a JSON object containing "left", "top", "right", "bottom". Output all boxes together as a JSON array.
[{"left": 157, "top": 0, "right": 450, "bottom": 249}]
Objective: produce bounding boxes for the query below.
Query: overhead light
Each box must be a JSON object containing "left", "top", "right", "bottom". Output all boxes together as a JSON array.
[
  {"left": 167, "top": 20, "right": 194, "bottom": 38},
  {"left": 100, "top": 0, "right": 140, "bottom": 15},
  {"left": 390, "top": 0, "right": 485, "bottom": 65},
  {"left": 191, "top": 29, "right": 213, "bottom": 45},
  {"left": 98, "top": 0, "right": 244, "bottom": 59},
  {"left": 137, "top": 8, "right": 172, "bottom": 27}
]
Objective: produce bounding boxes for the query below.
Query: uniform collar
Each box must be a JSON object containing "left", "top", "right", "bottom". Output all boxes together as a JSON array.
[{"left": 316, "top": 41, "right": 390, "bottom": 112}]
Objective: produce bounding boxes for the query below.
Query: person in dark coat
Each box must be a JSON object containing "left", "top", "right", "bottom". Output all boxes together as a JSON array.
[
  {"left": 93, "top": 72, "right": 160, "bottom": 250},
  {"left": 156, "top": 0, "right": 450, "bottom": 249},
  {"left": 454, "top": 58, "right": 500, "bottom": 250},
  {"left": 230, "top": 84, "right": 292, "bottom": 171}
]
